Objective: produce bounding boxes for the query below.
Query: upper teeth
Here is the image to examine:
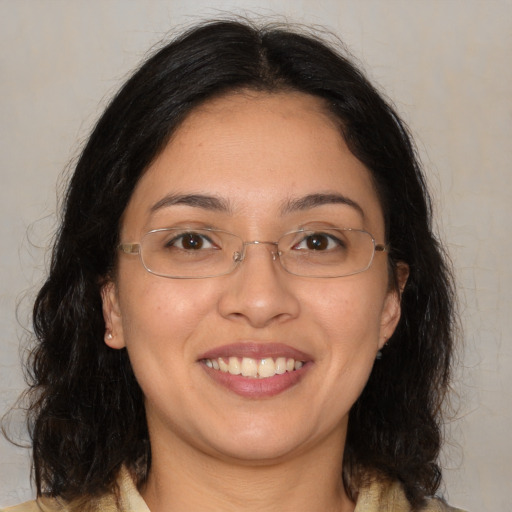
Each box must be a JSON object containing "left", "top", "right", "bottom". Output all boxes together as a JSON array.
[{"left": 203, "top": 356, "right": 304, "bottom": 379}]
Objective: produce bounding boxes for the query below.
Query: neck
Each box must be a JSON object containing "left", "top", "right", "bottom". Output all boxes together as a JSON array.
[{"left": 141, "top": 429, "right": 355, "bottom": 512}]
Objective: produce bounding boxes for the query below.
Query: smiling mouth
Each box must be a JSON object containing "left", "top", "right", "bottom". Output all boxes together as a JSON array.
[{"left": 201, "top": 356, "right": 305, "bottom": 379}]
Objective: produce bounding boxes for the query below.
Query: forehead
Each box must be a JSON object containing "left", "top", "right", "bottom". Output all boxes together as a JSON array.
[
  {"left": 175, "top": 90, "right": 340, "bottom": 157},
  {"left": 122, "top": 91, "right": 383, "bottom": 236}
]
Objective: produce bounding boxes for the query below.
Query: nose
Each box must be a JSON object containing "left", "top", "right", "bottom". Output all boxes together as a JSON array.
[{"left": 217, "top": 242, "right": 300, "bottom": 328}]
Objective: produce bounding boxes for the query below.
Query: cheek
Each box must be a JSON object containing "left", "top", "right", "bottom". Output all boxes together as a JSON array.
[
  {"left": 116, "top": 280, "right": 221, "bottom": 411},
  {"left": 306, "top": 277, "right": 387, "bottom": 337},
  {"left": 302, "top": 274, "right": 389, "bottom": 391},
  {"left": 291, "top": 280, "right": 387, "bottom": 430},
  {"left": 121, "top": 275, "right": 213, "bottom": 328},
  {"left": 117, "top": 277, "right": 221, "bottom": 375}
]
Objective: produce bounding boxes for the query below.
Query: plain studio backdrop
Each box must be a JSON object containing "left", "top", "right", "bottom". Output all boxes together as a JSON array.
[{"left": 0, "top": 1, "right": 510, "bottom": 510}]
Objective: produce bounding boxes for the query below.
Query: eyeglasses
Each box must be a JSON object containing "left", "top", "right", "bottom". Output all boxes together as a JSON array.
[{"left": 118, "top": 227, "right": 387, "bottom": 279}]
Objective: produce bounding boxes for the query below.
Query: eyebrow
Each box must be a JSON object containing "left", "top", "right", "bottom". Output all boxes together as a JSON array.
[
  {"left": 149, "top": 192, "right": 364, "bottom": 218},
  {"left": 150, "top": 193, "right": 232, "bottom": 213},
  {"left": 280, "top": 193, "right": 365, "bottom": 218}
]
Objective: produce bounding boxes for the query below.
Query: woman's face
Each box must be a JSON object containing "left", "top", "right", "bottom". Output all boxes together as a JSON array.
[{"left": 103, "top": 91, "right": 403, "bottom": 464}]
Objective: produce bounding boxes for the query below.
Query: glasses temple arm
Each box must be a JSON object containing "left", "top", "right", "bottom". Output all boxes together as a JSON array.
[{"left": 118, "top": 243, "right": 141, "bottom": 254}]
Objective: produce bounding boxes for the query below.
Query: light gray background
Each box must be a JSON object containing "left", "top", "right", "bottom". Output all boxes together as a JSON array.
[{"left": 1, "top": 1, "right": 511, "bottom": 510}]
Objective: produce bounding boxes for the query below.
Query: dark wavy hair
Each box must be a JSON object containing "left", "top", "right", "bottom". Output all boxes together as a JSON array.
[{"left": 25, "top": 19, "right": 455, "bottom": 510}]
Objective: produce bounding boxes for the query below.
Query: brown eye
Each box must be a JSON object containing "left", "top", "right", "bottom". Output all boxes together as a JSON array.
[
  {"left": 180, "top": 233, "right": 204, "bottom": 250},
  {"left": 166, "top": 232, "right": 215, "bottom": 251},
  {"left": 292, "top": 232, "right": 346, "bottom": 252},
  {"left": 305, "top": 234, "right": 329, "bottom": 250}
]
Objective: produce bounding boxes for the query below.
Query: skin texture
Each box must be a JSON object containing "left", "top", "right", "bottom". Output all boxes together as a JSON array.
[{"left": 102, "top": 91, "right": 405, "bottom": 512}]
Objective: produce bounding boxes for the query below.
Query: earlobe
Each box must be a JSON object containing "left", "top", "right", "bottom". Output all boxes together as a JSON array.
[
  {"left": 379, "top": 261, "right": 409, "bottom": 348},
  {"left": 101, "top": 281, "right": 126, "bottom": 349}
]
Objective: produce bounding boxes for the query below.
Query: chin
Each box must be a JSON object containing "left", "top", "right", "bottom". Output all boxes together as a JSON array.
[
  {"left": 197, "top": 415, "right": 325, "bottom": 464},
  {"left": 210, "top": 436, "right": 306, "bottom": 465}
]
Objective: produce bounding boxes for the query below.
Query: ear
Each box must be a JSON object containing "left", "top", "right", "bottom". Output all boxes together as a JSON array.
[
  {"left": 378, "top": 262, "right": 409, "bottom": 348},
  {"left": 101, "top": 280, "right": 126, "bottom": 349}
]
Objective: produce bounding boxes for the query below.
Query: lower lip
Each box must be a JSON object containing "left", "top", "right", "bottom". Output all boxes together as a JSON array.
[{"left": 201, "top": 363, "right": 311, "bottom": 398}]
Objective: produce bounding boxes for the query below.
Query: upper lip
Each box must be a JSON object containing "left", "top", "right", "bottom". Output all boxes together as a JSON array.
[{"left": 198, "top": 342, "right": 312, "bottom": 361}]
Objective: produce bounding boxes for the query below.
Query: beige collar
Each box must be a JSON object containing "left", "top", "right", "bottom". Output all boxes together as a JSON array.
[{"left": 3, "top": 466, "right": 462, "bottom": 512}]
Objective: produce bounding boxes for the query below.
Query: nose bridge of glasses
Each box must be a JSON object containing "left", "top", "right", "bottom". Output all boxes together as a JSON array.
[{"left": 233, "top": 240, "right": 280, "bottom": 263}]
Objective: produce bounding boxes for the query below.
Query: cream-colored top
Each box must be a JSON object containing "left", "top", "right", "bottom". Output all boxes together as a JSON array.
[{"left": 1, "top": 467, "right": 465, "bottom": 512}]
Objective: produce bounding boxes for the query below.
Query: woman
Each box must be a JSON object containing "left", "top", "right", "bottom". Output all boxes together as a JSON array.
[{"left": 2, "top": 20, "right": 462, "bottom": 512}]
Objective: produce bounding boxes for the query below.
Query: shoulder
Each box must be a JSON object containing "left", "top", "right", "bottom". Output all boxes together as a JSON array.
[
  {"left": 1, "top": 468, "right": 149, "bottom": 512},
  {"left": 0, "top": 496, "right": 79, "bottom": 512},
  {"left": 355, "top": 479, "right": 467, "bottom": 512},
  {"left": 0, "top": 497, "right": 61, "bottom": 512},
  {"left": 0, "top": 494, "right": 124, "bottom": 512}
]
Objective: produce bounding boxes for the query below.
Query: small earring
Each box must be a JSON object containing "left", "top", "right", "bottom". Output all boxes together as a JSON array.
[
  {"left": 376, "top": 335, "right": 388, "bottom": 360},
  {"left": 106, "top": 331, "right": 113, "bottom": 340}
]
